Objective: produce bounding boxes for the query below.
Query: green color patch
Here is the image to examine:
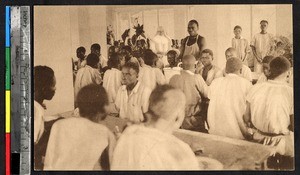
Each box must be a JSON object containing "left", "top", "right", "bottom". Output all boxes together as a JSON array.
[{"left": 6, "top": 47, "right": 11, "bottom": 90}]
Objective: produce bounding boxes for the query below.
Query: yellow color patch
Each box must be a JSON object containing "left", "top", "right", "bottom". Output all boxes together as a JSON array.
[{"left": 6, "top": 90, "right": 10, "bottom": 133}]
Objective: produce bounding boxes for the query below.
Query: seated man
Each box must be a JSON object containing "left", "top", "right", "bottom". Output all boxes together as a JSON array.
[
  {"left": 244, "top": 56, "right": 294, "bottom": 157},
  {"left": 115, "top": 62, "right": 152, "bottom": 123},
  {"left": 224, "top": 47, "right": 252, "bottom": 82},
  {"left": 256, "top": 56, "right": 274, "bottom": 83},
  {"left": 103, "top": 53, "right": 123, "bottom": 112},
  {"left": 207, "top": 57, "right": 252, "bottom": 140},
  {"left": 111, "top": 85, "right": 200, "bottom": 170},
  {"left": 74, "top": 53, "right": 102, "bottom": 102},
  {"left": 44, "top": 84, "right": 116, "bottom": 170},
  {"left": 34, "top": 66, "right": 58, "bottom": 170},
  {"left": 163, "top": 49, "right": 182, "bottom": 83},
  {"left": 197, "top": 49, "right": 223, "bottom": 86},
  {"left": 169, "top": 55, "right": 208, "bottom": 132},
  {"left": 139, "top": 49, "right": 166, "bottom": 91}
]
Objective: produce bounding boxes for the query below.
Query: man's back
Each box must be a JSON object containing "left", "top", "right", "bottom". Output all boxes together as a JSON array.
[
  {"left": 207, "top": 74, "right": 252, "bottom": 139},
  {"left": 44, "top": 117, "right": 115, "bottom": 170},
  {"left": 169, "top": 70, "right": 208, "bottom": 117},
  {"left": 111, "top": 125, "right": 199, "bottom": 170},
  {"left": 74, "top": 66, "right": 102, "bottom": 99},
  {"left": 246, "top": 80, "right": 293, "bottom": 134}
]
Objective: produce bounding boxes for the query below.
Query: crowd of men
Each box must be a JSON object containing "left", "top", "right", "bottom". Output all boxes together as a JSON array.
[{"left": 34, "top": 19, "right": 294, "bottom": 170}]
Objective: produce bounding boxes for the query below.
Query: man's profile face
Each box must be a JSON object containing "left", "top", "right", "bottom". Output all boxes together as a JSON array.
[
  {"left": 260, "top": 22, "right": 268, "bottom": 31},
  {"left": 200, "top": 53, "right": 213, "bottom": 67},
  {"left": 122, "top": 67, "right": 138, "bottom": 86},
  {"left": 188, "top": 22, "right": 198, "bottom": 36},
  {"left": 44, "top": 76, "right": 56, "bottom": 100}
]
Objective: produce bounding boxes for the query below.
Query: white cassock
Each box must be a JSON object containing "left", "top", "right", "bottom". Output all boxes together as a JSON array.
[
  {"left": 246, "top": 80, "right": 293, "bottom": 156},
  {"left": 150, "top": 35, "right": 171, "bottom": 66},
  {"left": 139, "top": 65, "right": 166, "bottom": 91},
  {"left": 44, "top": 117, "right": 116, "bottom": 170},
  {"left": 111, "top": 124, "right": 200, "bottom": 170},
  {"left": 207, "top": 74, "right": 252, "bottom": 140},
  {"left": 74, "top": 65, "right": 102, "bottom": 100}
]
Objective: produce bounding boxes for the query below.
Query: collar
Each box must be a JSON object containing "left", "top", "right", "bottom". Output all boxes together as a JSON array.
[
  {"left": 121, "top": 81, "right": 141, "bottom": 94},
  {"left": 226, "top": 73, "right": 239, "bottom": 77},
  {"left": 183, "top": 70, "right": 195, "bottom": 75},
  {"left": 203, "top": 64, "right": 213, "bottom": 71},
  {"left": 234, "top": 36, "right": 244, "bottom": 39},
  {"left": 268, "top": 79, "right": 288, "bottom": 85}
]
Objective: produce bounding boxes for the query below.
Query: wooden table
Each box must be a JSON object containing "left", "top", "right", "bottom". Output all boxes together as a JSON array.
[
  {"left": 56, "top": 110, "right": 275, "bottom": 170},
  {"left": 173, "top": 129, "right": 275, "bottom": 170}
]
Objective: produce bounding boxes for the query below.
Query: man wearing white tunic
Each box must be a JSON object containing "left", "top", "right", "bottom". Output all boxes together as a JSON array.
[
  {"left": 224, "top": 47, "right": 252, "bottom": 82},
  {"left": 103, "top": 53, "right": 123, "bottom": 112},
  {"left": 250, "top": 20, "right": 274, "bottom": 74},
  {"left": 44, "top": 85, "right": 116, "bottom": 170},
  {"left": 197, "top": 49, "right": 223, "bottom": 86},
  {"left": 150, "top": 26, "right": 171, "bottom": 66},
  {"left": 207, "top": 57, "right": 251, "bottom": 140},
  {"left": 244, "top": 56, "right": 293, "bottom": 156},
  {"left": 111, "top": 85, "right": 200, "bottom": 170},
  {"left": 169, "top": 55, "right": 208, "bottom": 132},
  {"left": 74, "top": 53, "right": 102, "bottom": 102},
  {"left": 34, "top": 66, "right": 56, "bottom": 144},
  {"left": 115, "top": 62, "right": 151, "bottom": 123},
  {"left": 139, "top": 49, "right": 166, "bottom": 91}
]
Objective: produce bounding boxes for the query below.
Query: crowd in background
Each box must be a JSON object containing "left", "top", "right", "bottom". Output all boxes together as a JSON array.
[{"left": 34, "top": 19, "right": 294, "bottom": 170}]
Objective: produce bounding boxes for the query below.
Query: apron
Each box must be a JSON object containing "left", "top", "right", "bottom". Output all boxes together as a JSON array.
[{"left": 183, "top": 35, "right": 200, "bottom": 59}]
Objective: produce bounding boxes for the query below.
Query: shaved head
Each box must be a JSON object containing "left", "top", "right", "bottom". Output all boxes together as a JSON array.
[
  {"left": 182, "top": 55, "right": 196, "bottom": 70},
  {"left": 225, "top": 47, "right": 237, "bottom": 60},
  {"left": 148, "top": 85, "right": 186, "bottom": 122}
]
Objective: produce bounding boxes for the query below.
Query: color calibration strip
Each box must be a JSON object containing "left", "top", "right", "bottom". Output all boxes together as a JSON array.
[{"left": 5, "top": 6, "right": 11, "bottom": 175}]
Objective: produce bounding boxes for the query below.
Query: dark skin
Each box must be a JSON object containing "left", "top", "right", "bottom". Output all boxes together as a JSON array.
[
  {"left": 35, "top": 77, "right": 56, "bottom": 109},
  {"left": 76, "top": 50, "right": 85, "bottom": 61}
]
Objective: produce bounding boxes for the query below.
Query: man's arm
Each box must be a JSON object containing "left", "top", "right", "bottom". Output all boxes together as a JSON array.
[
  {"left": 195, "top": 75, "right": 208, "bottom": 98},
  {"left": 178, "top": 37, "right": 187, "bottom": 60},
  {"left": 250, "top": 36, "right": 262, "bottom": 63},
  {"left": 196, "top": 36, "right": 206, "bottom": 60}
]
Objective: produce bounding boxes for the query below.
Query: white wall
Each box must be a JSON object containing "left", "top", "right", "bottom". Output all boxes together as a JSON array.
[{"left": 34, "top": 6, "right": 107, "bottom": 115}]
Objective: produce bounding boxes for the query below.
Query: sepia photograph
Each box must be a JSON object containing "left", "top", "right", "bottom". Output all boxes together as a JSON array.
[{"left": 33, "top": 4, "right": 294, "bottom": 171}]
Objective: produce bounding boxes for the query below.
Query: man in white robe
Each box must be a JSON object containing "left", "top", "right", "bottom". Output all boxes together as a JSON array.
[
  {"left": 111, "top": 85, "right": 200, "bottom": 170},
  {"left": 74, "top": 53, "right": 102, "bottom": 102},
  {"left": 115, "top": 62, "right": 151, "bottom": 123},
  {"left": 44, "top": 85, "right": 116, "bottom": 170},
  {"left": 207, "top": 57, "right": 252, "bottom": 140},
  {"left": 250, "top": 20, "right": 274, "bottom": 74},
  {"left": 150, "top": 26, "right": 171, "bottom": 66},
  {"left": 244, "top": 56, "right": 293, "bottom": 156}
]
